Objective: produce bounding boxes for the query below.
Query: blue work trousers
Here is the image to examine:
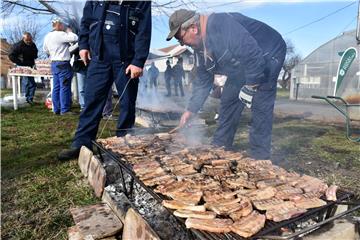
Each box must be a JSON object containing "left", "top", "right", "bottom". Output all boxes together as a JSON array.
[
  {"left": 212, "top": 53, "right": 285, "bottom": 159},
  {"left": 72, "top": 59, "right": 138, "bottom": 149},
  {"left": 24, "top": 76, "right": 36, "bottom": 102},
  {"left": 51, "top": 61, "right": 73, "bottom": 114},
  {"left": 76, "top": 71, "right": 87, "bottom": 110}
]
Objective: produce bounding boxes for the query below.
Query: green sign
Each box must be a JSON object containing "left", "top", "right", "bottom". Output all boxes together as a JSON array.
[{"left": 334, "top": 47, "right": 357, "bottom": 96}]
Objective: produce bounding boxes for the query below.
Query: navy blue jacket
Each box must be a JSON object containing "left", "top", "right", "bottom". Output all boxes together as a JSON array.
[
  {"left": 188, "top": 12, "right": 286, "bottom": 113},
  {"left": 79, "top": 1, "right": 151, "bottom": 68}
]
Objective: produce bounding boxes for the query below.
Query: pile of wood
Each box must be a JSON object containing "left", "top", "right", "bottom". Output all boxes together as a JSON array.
[{"left": 98, "top": 134, "right": 338, "bottom": 238}]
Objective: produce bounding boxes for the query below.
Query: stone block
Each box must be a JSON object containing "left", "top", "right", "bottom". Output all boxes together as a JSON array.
[
  {"left": 68, "top": 226, "right": 83, "bottom": 240},
  {"left": 102, "top": 187, "right": 132, "bottom": 223},
  {"left": 78, "top": 146, "right": 93, "bottom": 177},
  {"left": 70, "top": 203, "right": 123, "bottom": 240},
  {"left": 88, "top": 156, "right": 106, "bottom": 198},
  {"left": 122, "top": 208, "right": 160, "bottom": 240}
]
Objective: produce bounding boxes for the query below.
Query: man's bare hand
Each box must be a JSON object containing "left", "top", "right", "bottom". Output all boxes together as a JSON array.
[
  {"left": 179, "top": 111, "right": 193, "bottom": 128},
  {"left": 125, "top": 64, "right": 143, "bottom": 79},
  {"left": 79, "top": 49, "right": 91, "bottom": 66}
]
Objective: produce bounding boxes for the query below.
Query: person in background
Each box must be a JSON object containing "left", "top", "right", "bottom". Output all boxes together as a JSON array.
[
  {"left": 70, "top": 42, "right": 87, "bottom": 111},
  {"left": 166, "top": 9, "right": 286, "bottom": 159},
  {"left": 164, "top": 60, "right": 172, "bottom": 97},
  {"left": 147, "top": 62, "right": 159, "bottom": 89},
  {"left": 58, "top": 1, "right": 151, "bottom": 161},
  {"left": 8, "top": 32, "right": 38, "bottom": 104},
  {"left": 139, "top": 65, "right": 148, "bottom": 96},
  {"left": 172, "top": 57, "right": 185, "bottom": 97},
  {"left": 43, "top": 18, "right": 78, "bottom": 115}
]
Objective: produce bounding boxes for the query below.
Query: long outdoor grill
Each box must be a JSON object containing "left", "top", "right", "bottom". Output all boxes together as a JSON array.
[{"left": 93, "top": 134, "right": 359, "bottom": 240}]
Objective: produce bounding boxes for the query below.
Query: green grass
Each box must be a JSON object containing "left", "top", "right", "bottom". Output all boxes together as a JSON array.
[
  {"left": 276, "top": 88, "right": 290, "bottom": 99},
  {"left": 1, "top": 103, "right": 117, "bottom": 240}
]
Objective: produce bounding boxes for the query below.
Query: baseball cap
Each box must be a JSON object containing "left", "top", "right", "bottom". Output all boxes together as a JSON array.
[
  {"left": 166, "top": 9, "right": 196, "bottom": 41},
  {"left": 52, "top": 17, "right": 62, "bottom": 24}
]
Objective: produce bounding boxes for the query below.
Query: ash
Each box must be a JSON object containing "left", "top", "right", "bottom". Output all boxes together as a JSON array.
[{"left": 109, "top": 176, "right": 193, "bottom": 240}]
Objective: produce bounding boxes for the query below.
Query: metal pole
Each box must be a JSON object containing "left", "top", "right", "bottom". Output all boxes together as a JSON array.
[
  {"left": 12, "top": 75, "right": 18, "bottom": 110},
  {"left": 295, "top": 83, "right": 300, "bottom": 100},
  {"left": 356, "top": 0, "right": 360, "bottom": 43}
]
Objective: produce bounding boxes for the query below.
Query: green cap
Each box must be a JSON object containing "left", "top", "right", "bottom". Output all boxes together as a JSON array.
[{"left": 166, "top": 9, "right": 196, "bottom": 41}]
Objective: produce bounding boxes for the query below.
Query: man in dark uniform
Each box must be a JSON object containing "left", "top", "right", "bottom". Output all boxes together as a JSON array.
[
  {"left": 164, "top": 60, "right": 172, "bottom": 96},
  {"left": 9, "top": 32, "right": 38, "bottom": 104},
  {"left": 172, "top": 57, "right": 185, "bottom": 97},
  {"left": 167, "top": 10, "right": 286, "bottom": 160},
  {"left": 58, "top": 0, "right": 151, "bottom": 160}
]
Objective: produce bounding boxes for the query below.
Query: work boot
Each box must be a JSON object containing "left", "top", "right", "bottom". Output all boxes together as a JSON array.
[{"left": 58, "top": 147, "right": 80, "bottom": 161}]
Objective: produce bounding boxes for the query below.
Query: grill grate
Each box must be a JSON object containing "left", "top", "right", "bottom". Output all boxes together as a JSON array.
[{"left": 93, "top": 141, "right": 359, "bottom": 240}]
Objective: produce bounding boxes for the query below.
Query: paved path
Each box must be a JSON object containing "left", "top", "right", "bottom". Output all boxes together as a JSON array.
[{"left": 274, "top": 98, "right": 359, "bottom": 126}]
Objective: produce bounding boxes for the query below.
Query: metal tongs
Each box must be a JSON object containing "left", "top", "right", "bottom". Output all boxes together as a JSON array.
[{"left": 168, "top": 125, "right": 182, "bottom": 134}]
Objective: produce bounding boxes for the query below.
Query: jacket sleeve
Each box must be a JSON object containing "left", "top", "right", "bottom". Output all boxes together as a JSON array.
[
  {"left": 187, "top": 53, "right": 213, "bottom": 113},
  {"left": 8, "top": 43, "right": 22, "bottom": 66},
  {"left": 60, "top": 32, "right": 79, "bottom": 43},
  {"left": 211, "top": 14, "right": 266, "bottom": 85},
  {"left": 78, "top": 1, "right": 93, "bottom": 51},
  {"left": 131, "top": 1, "right": 152, "bottom": 68}
]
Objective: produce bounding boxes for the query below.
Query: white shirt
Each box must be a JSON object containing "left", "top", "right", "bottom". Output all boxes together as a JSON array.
[{"left": 43, "top": 31, "right": 78, "bottom": 61}]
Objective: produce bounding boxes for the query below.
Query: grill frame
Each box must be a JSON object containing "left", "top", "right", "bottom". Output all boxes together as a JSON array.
[{"left": 93, "top": 140, "right": 359, "bottom": 240}]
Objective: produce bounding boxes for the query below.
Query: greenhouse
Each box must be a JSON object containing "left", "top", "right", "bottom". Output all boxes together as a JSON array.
[{"left": 291, "top": 30, "right": 360, "bottom": 101}]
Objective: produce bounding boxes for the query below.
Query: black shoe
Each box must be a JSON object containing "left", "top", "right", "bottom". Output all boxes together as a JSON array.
[
  {"left": 58, "top": 147, "right": 80, "bottom": 161},
  {"left": 26, "top": 100, "right": 34, "bottom": 105}
]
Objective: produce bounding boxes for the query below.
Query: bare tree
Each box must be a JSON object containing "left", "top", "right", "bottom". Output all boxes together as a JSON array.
[
  {"left": 1, "top": 17, "right": 43, "bottom": 44},
  {"left": 279, "top": 39, "right": 302, "bottom": 89}
]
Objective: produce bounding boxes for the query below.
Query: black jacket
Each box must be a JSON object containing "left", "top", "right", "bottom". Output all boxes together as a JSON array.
[
  {"left": 8, "top": 40, "right": 38, "bottom": 67},
  {"left": 79, "top": 1, "right": 151, "bottom": 68}
]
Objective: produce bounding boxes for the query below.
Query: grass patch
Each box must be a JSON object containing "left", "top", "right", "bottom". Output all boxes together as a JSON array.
[
  {"left": 1, "top": 103, "right": 117, "bottom": 240},
  {"left": 276, "top": 88, "right": 290, "bottom": 99}
]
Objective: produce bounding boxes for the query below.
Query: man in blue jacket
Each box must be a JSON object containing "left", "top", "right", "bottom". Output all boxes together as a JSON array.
[
  {"left": 166, "top": 9, "right": 286, "bottom": 160},
  {"left": 59, "top": 1, "right": 151, "bottom": 160}
]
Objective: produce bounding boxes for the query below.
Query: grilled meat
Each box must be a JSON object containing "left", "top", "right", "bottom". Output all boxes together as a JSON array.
[
  {"left": 275, "top": 187, "right": 303, "bottom": 200},
  {"left": 162, "top": 200, "right": 206, "bottom": 211},
  {"left": 266, "top": 206, "right": 307, "bottom": 222},
  {"left": 185, "top": 218, "right": 233, "bottom": 233},
  {"left": 154, "top": 180, "right": 189, "bottom": 194},
  {"left": 295, "top": 175, "right": 328, "bottom": 194},
  {"left": 326, "top": 185, "right": 338, "bottom": 201},
  {"left": 143, "top": 174, "right": 175, "bottom": 187},
  {"left": 224, "top": 178, "right": 256, "bottom": 189},
  {"left": 229, "top": 197, "right": 253, "bottom": 221},
  {"left": 257, "top": 179, "right": 286, "bottom": 188},
  {"left": 247, "top": 187, "right": 277, "bottom": 201},
  {"left": 252, "top": 199, "right": 295, "bottom": 211},
  {"left": 230, "top": 211, "right": 266, "bottom": 238},
  {"left": 203, "top": 189, "right": 235, "bottom": 203},
  {"left": 294, "top": 198, "right": 327, "bottom": 209},
  {"left": 174, "top": 209, "right": 217, "bottom": 219},
  {"left": 168, "top": 190, "right": 203, "bottom": 205}
]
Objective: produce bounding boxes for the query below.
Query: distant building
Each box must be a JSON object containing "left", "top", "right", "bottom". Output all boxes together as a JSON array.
[
  {"left": 1, "top": 38, "right": 15, "bottom": 88},
  {"left": 291, "top": 30, "right": 360, "bottom": 100}
]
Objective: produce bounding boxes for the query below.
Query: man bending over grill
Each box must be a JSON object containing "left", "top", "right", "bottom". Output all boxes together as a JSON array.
[{"left": 166, "top": 10, "right": 286, "bottom": 160}]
